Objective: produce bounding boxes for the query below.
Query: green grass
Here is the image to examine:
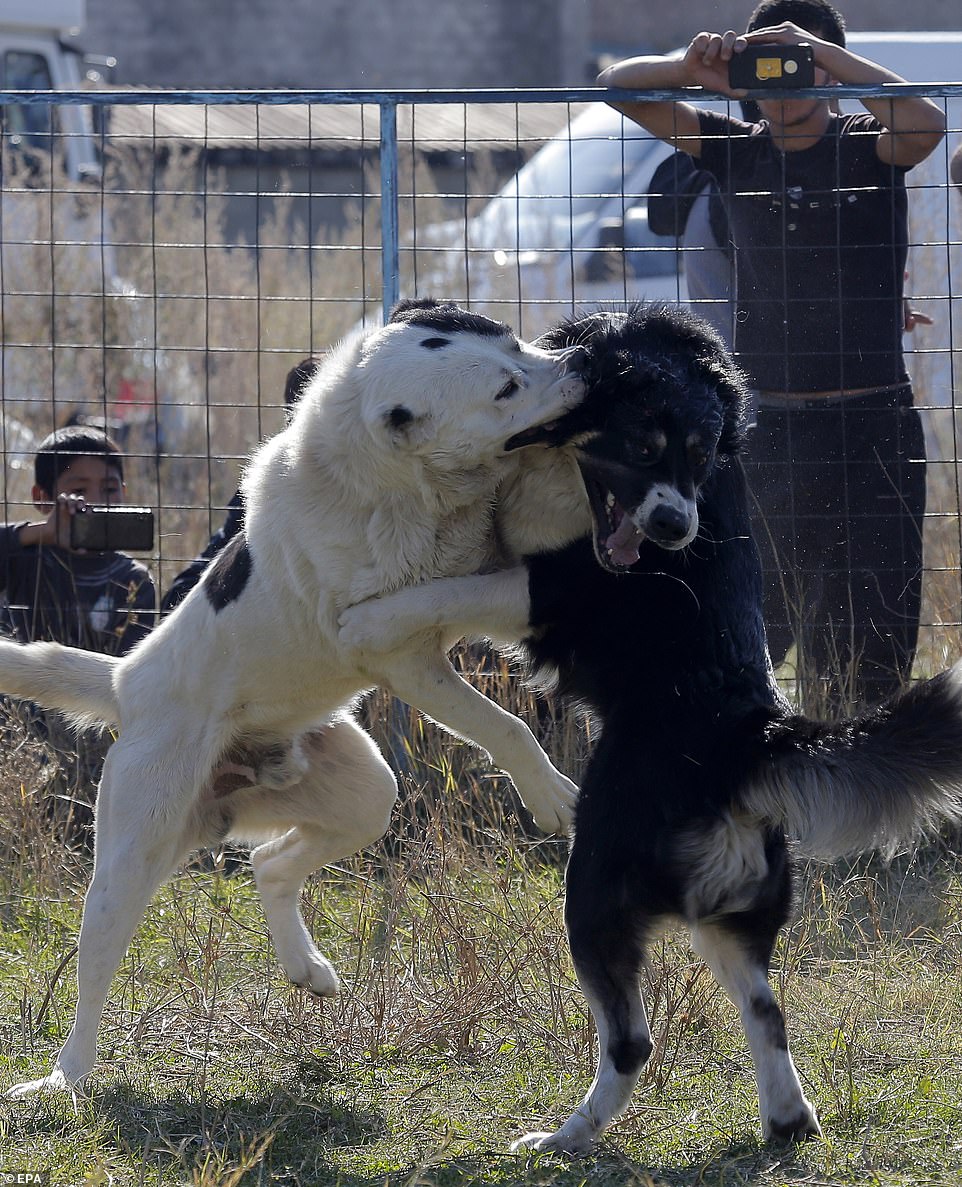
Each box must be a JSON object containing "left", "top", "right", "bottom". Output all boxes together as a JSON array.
[{"left": 1, "top": 710, "right": 961, "bottom": 1186}]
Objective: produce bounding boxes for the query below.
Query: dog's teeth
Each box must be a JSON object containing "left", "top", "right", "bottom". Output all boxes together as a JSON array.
[{"left": 606, "top": 493, "right": 616, "bottom": 509}]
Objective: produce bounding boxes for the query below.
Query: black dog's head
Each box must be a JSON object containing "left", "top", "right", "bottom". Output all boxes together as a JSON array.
[{"left": 507, "top": 303, "right": 750, "bottom": 571}]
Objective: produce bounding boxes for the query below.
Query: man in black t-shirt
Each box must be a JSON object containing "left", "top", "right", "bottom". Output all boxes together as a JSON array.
[{"left": 598, "top": 0, "right": 945, "bottom": 711}]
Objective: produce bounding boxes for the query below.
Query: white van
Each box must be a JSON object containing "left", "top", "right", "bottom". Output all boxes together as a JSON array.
[{"left": 422, "top": 32, "right": 962, "bottom": 352}]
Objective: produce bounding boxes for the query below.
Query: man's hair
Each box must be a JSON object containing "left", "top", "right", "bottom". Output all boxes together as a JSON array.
[
  {"left": 34, "top": 425, "right": 124, "bottom": 495},
  {"left": 746, "top": 0, "right": 846, "bottom": 48}
]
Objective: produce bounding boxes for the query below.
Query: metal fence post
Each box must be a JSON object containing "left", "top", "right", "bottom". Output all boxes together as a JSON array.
[{"left": 380, "top": 98, "right": 399, "bottom": 320}]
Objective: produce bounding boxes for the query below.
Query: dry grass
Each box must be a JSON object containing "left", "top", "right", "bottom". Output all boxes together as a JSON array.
[{"left": 0, "top": 692, "right": 960, "bottom": 1186}]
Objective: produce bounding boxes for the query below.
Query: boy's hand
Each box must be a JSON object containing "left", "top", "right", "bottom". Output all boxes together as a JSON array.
[
  {"left": 52, "top": 494, "right": 89, "bottom": 550},
  {"left": 27, "top": 493, "right": 88, "bottom": 550}
]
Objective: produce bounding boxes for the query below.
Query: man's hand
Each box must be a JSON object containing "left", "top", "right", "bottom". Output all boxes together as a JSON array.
[
  {"left": 684, "top": 30, "right": 751, "bottom": 97},
  {"left": 904, "top": 301, "right": 934, "bottom": 332},
  {"left": 743, "top": 20, "right": 826, "bottom": 55}
]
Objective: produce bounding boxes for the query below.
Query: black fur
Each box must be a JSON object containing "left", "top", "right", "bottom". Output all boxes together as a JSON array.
[
  {"left": 511, "top": 304, "right": 962, "bottom": 1150},
  {"left": 205, "top": 531, "right": 252, "bottom": 613}
]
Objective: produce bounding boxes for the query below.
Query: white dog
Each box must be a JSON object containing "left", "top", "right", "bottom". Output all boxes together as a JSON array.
[{"left": 1, "top": 298, "right": 586, "bottom": 1098}]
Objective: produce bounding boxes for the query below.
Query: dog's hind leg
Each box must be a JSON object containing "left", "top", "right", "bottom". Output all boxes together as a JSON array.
[
  {"left": 514, "top": 846, "right": 654, "bottom": 1153},
  {"left": 250, "top": 826, "right": 342, "bottom": 996},
  {"left": 689, "top": 915, "right": 820, "bottom": 1143},
  {"left": 7, "top": 735, "right": 203, "bottom": 1098},
  {"left": 376, "top": 651, "right": 577, "bottom": 833},
  {"left": 247, "top": 717, "right": 397, "bottom": 996}
]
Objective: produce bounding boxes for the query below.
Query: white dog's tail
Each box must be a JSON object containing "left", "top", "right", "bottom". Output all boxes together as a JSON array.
[
  {"left": 0, "top": 639, "right": 120, "bottom": 729},
  {"left": 742, "top": 663, "right": 962, "bottom": 860}
]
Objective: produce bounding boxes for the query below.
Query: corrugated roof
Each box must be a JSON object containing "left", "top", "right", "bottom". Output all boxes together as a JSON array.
[{"left": 106, "top": 96, "right": 585, "bottom": 155}]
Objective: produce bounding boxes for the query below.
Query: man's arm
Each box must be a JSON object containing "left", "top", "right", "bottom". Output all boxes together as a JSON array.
[
  {"left": 596, "top": 31, "right": 747, "bottom": 153},
  {"left": 745, "top": 22, "right": 945, "bottom": 166}
]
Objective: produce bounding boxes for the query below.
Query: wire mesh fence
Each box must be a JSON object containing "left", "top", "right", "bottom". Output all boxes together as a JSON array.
[{"left": 0, "top": 81, "right": 960, "bottom": 696}]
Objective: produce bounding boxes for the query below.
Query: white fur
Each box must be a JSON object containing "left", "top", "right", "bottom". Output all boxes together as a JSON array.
[
  {"left": 1, "top": 312, "right": 587, "bottom": 1098},
  {"left": 635, "top": 484, "right": 699, "bottom": 550}
]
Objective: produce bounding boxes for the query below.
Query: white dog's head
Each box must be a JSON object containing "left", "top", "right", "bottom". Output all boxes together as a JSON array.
[{"left": 354, "top": 298, "right": 583, "bottom": 469}]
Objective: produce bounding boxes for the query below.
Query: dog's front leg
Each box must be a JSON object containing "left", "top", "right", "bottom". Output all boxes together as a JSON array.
[
  {"left": 375, "top": 650, "right": 576, "bottom": 833},
  {"left": 339, "top": 567, "right": 533, "bottom": 654}
]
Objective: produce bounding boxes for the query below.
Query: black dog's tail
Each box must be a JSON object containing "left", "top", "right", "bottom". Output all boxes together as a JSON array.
[{"left": 742, "top": 664, "right": 962, "bottom": 859}]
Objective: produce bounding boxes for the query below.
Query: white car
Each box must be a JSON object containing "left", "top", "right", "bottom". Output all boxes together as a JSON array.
[{"left": 408, "top": 103, "right": 687, "bottom": 338}]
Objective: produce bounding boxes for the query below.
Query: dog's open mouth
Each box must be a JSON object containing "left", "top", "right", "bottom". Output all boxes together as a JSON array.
[
  {"left": 503, "top": 420, "right": 563, "bottom": 451},
  {"left": 586, "top": 478, "right": 645, "bottom": 570}
]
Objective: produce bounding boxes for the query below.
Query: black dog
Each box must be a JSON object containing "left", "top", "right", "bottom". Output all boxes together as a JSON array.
[{"left": 348, "top": 304, "right": 962, "bottom": 1151}]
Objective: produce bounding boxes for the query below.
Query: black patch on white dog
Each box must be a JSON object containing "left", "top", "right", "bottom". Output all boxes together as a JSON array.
[
  {"left": 206, "top": 531, "right": 252, "bottom": 613},
  {"left": 387, "top": 405, "right": 415, "bottom": 430},
  {"left": 419, "top": 337, "right": 450, "bottom": 350}
]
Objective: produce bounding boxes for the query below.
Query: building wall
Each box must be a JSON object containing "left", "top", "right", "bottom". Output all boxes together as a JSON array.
[
  {"left": 75, "top": 0, "right": 961, "bottom": 90},
  {"left": 78, "top": 0, "right": 590, "bottom": 89}
]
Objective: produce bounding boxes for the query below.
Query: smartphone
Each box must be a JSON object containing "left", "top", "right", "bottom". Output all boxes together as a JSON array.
[
  {"left": 729, "top": 44, "right": 815, "bottom": 89},
  {"left": 70, "top": 506, "right": 155, "bottom": 552}
]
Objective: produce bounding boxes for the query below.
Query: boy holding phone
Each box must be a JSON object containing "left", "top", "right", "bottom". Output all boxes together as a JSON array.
[
  {"left": 0, "top": 425, "right": 156, "bottom": 655},
  {"left": 597, "top": 0, "right": 944, "bottom": 712},
  {"left": 0, "top": 425, "right": 156, "bottom": 842}
]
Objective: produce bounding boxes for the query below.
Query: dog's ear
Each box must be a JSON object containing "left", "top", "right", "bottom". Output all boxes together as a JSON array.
[
  {"left": 699, "top": 353, "right": 751, "bottom": 456},
  {"left": 387, "top": 297, "right": 442, "bottom": 324},
  {"left": 536, "top": 309, "right": 616, "bottom": 353}
]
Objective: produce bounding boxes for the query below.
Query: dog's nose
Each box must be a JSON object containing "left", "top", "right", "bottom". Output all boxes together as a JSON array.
[{"left": 648, "top": 503, "right": 692, "bottom": 545}]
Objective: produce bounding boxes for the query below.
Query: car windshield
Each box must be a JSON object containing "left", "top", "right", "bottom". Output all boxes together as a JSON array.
[{"left": 470, "top": 109, "right": 662, "bottom": 252}]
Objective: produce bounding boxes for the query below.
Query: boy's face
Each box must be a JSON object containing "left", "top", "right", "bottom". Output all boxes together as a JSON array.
[{"left": 33, "top": 455, "right": 126, "bottom": 509}]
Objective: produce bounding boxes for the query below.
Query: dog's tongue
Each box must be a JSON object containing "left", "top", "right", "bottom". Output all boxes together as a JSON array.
[{"left": 606, "top": 512, "right": 644, "bottom": 567}]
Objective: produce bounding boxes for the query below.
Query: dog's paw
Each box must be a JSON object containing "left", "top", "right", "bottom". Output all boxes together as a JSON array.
[
  {"left": 287, "top": 953, "right": 340, "bottom": 998},
  {"left": 511, "top": 1131, "right": 555, "bottom": 1152},
  {"left": 764, "top": 1104, "right": 822, "bottom": 1144},
  {"left": 338, "top": 597, "right": 411, "bottom": 653},
  {"left": 6, "top": 1066, "right": 78, "bottom": 1099},
  {"left": 520, "top": 771, "right": 578, "bottom": 834},
  {"left": 511, "top": 1129, "right": 589, "bottom": 1155}
]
